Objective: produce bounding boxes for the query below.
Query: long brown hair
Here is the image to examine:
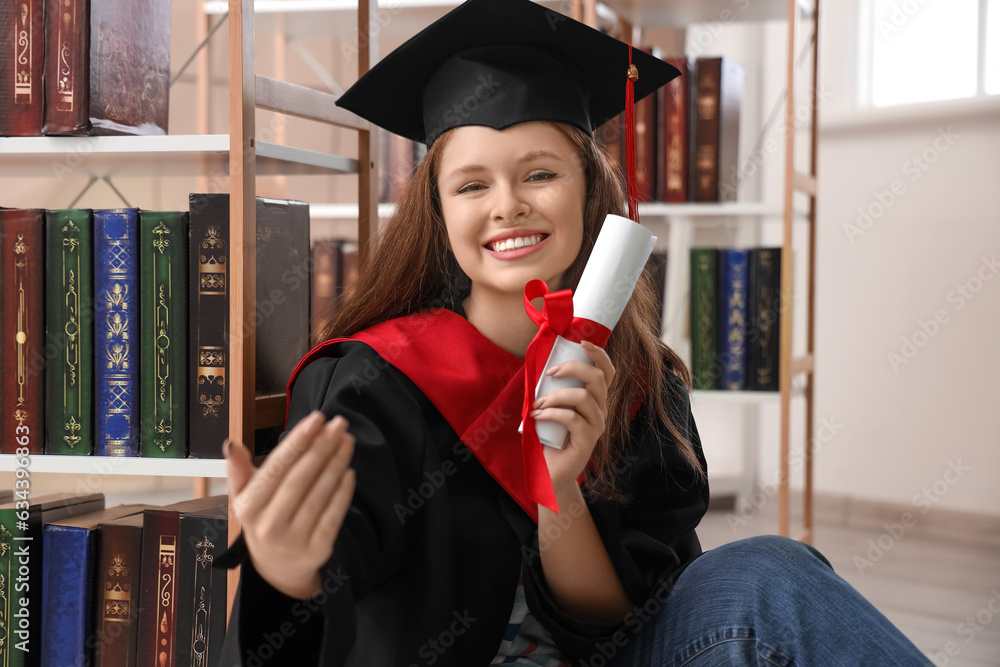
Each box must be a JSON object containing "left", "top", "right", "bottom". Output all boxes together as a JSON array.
[{"left": 320, "top": 121, "right": 704, "bottom": 499}]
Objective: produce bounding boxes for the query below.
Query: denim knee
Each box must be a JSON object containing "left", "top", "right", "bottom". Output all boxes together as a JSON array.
[{"left": 711, "top": 534, "right": 833, "bottom": 573}]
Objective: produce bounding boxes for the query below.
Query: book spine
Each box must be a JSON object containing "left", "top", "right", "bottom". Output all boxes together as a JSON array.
[
  {"left": 720, "top": 249, "right": 749, "bottom": 390},
  {"left": 1, "top": 209, "right": 45, "bottom": 454},
  {"left": 660, "top": 57, "right": 690, "bottom": 203},
  {"left": 690, "top": 248, "right": 720, "bottom": 390},
  {"left": 42, "top": 0, "right": 90, "bottom": 134},
  {"left": 747, "top": 248, "right": 781, "bottom": 391},
  {"left": 94, "top": 209, "right": 139, "bottom": 456},
  {"left": 187, "top": 194, "right": 229, "bottom": 458},
  {"left": 140, "top": 211, "right": 189, "bottom": 458},
  {"left": 692, "top": 57, "right": 723, "bottom": 202},
  {"left": 0, "top": 0, "right": 44, "bottom": 136},
  {"left": 95, "top": 522, "right": 143, "bottom": 667},
  {"left": 175, "top": 513, "right": 228, "bottom": 667},
  {"left": 88, "top": 0, "right": 171, "bottom": 136},
  {"left": 634, "top": 47, "right": 658, "bottom": 203},
  {"left": 716, "top": 58, "right": 744, "bottom": 202},
  {"left": 138, "top": 510, "right": 179, "bottom": 667},
  {"left": 45, "top": 209, "right": 94, "bottom": 454},
  {"left": 40, "top": 526, "right": 95, "bottom": 667}
]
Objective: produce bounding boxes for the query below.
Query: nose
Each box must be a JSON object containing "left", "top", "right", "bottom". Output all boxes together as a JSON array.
[{"left": 490, "top": 181, "right": 530, "bottom": 224}]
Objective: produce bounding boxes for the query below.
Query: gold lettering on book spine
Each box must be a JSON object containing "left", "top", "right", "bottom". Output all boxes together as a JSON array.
[
  {"left": 191, "top": 535, "right": 215, "bottom": 665},
  {"left": 153, "top": 221, "right": 174, "bottom": 452},
  {"left": 14, "top": 2, "right": 33, "bottom": 104},
  {"left": 198, "top": 225, "right": 227, "bottom": 418},
  {"left": 14, "top": 234, "right": 29, "bottom": 427},
  {"left": 62, "top": 221, "right": 82, "bottom": 447},
  {"left": 104, "top": 553, "right": 132, "bottom": 623},
  {"left": 56, "top": 2, "right": 77, "bottom": 112},
  {"left": 156, "top": 536, "right": 177, "bottom": 667}
]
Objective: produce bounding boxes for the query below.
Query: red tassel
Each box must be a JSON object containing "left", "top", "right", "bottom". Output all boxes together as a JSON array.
[{"left": 625, "top": 44, "right": 640, "bottom": 225}]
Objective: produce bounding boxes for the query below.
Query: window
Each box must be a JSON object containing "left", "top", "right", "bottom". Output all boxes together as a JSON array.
[{"left": 861, "top": 0, "right": 998, "bottom": 107}]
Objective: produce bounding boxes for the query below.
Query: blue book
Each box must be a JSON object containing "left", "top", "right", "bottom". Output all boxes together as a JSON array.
[
  {"left": 40, "top": 505, "right": 146, "bottom": 667},
  {"left": 95, "top": 209, "right": 140, "bottom": 456},
  {"left": 720, "top": 248, "right": 750, "bottom": 390}
]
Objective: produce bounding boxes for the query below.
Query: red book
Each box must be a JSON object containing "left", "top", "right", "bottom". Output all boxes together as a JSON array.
[
  {"left": 0, "top": 209, "right": 45, "bottom": 453},
  {"left": 658, "top": 56, "right": 691, "bottom": 203},
  {"left": 633, "top": 46, "right": 659, "bottom": 203},
  {"left": 43, "top": 0, "right": 90, "bottom": 134},
  {"left": 0, "top": 0, "right": 45, "bottom": 135},
  {"left": 691, "top": 56, "right": 744, "bottom": 202}
]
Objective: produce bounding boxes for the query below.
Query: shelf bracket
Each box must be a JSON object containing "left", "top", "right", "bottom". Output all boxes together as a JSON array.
[
  {"left": 67, "top": 175, "right": 99, "bottom": 209},
  {"left": 102, "top": 176, "right": 133, "bottom": 208}
]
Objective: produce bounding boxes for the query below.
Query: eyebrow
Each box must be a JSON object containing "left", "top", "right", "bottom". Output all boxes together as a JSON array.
[{"left": 443, "top": 149, "right": 563, "bottom": 182}]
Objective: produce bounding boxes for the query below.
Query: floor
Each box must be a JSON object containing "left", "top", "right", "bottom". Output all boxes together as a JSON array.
[{"left": 697, "top": 503, "right": 1000, "bottom": 667}]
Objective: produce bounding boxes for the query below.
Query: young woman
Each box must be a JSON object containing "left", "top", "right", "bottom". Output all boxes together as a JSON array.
[{"left": 217, "top": 1, "right": 932, "bottom": 665}]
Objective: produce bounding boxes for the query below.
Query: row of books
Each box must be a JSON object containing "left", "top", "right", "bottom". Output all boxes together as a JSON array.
[
  {"left": 0, "top": 0, "right": 170, "bottom": 136},
  {"left": 691, "top": 247, "right": 782, "bottom": 391},
  {"left": 598, "top": 54, "right": 744, "bottom": 204},
  {"left": 0, "top": 491, "right": 229, "bottom": 667},
  {"left": 0, "top": 195, "right": 310, "bottom": 458}
]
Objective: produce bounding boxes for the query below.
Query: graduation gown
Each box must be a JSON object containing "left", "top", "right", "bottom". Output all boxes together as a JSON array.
[{"left": 214, "top": 308, "right": 709, "bottom": 666}]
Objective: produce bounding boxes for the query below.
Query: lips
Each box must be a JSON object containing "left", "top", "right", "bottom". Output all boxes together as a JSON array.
[{"left": 482, "top": 231, "right": 550, "bottom": 260}]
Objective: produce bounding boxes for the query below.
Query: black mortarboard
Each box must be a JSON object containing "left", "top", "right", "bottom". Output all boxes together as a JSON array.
[{"left": 335, "top": 0, "right": 681, "bottom": 146}]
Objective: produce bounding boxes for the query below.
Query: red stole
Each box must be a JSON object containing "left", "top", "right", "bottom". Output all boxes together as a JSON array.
[{"left": 286, "top": 308, "right": 546, "bottom": 521}]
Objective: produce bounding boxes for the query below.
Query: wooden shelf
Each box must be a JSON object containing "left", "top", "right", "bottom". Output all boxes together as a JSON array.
[
  {"left": 0, "top": 134, "right": 358, "bottom": 178},
  {"left": 692, "top": 386, "right": 804, "bottom": 405},
  {"left": 0, "top": 454, "right": 227, "bottom": 478}
]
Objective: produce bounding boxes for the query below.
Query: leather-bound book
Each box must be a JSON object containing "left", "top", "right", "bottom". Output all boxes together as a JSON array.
[
  {"left": 136, "top": 496, "right": 228, "bottom": 667},
  {"left": 633, "top": 46, "right": 660, "bottom": 202},
  {"left": 1, "top": 208, "right": 45, "bottom": 454},
  {"left": 691, "top": 57, "right": 743, "bottom": 202},
  {"left": 0, "top": 0, "right": 44, "bottom": 135},
  {"left": 94, "top": 208, "right": 140, "bottom": 456},
  {"left": 690, "top": 247, "right": 721, "bottom": 390},
  {"left": 45, "top": 208, "right": 95, "bottom": 454},
  {"left": 188, "top": 194, "right": 229, "bottom": 459},
  {"left": 747, "top": 247, "right": 781, "bottom": 391},
  {"left": 89, "top": 0, "right": 171, "bottom": 135},
  {"left": 95, "top": 506, "right": 161, "bottom": 667},
  {"left": 658, "top": 56, "right": 691, "bottom": 203},
  {"left": 40, "top": 504, "right": 148, "bottom": 667},
  {"left": 0, "top": 492, "right": 106, "bottom": 667},
  {"left": 174, "top": 503, "right": 228, "bottom": 667},
  {"left": 255, "top": 198, "right": 311, "bottom": 401},
  {"left": 311, "top": 238, "right": 344, "bottom": 345},
  {"left": 140, "top": 210, "right": 189, "bottom": 458},
  {"left": 719, "top": 248, "right": 749, "bottom": 390},
  {"left": 42, "top": 0, "right": 90, "bottom": 134}
]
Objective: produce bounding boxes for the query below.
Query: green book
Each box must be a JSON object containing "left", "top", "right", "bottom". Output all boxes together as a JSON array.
[
  {"left": 45, "top": 209, "right": 94, "bottom": 454},
  {"left": 140, "top": 211, "right": 189, "bottom": 457},
  {"left": 690, "top": 247, "right": 720, "bottom": 390}
]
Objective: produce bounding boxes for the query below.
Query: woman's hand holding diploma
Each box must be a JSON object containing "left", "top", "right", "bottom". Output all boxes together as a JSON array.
[{"left": 224, "top": 411, "right": 357, "bottom": 600}]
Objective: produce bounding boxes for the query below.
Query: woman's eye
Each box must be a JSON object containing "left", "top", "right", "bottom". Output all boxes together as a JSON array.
[
  {"left": 457, "top": 182, "right": 484, "bottom": 194},
  {"left": 528, "top": 171, "right": 556, "bottom": 181}
]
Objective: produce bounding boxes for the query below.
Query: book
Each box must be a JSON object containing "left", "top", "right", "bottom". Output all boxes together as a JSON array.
[
  {"left": 690, "top": 248, "right": 721, "bottom": 390},
  {"left": 719, "top": 248, "right": 750, "bottom": 390},
  {"left": 40, "top": 503, "right": 148, "bottom": 667},
  {"left": 747, "top": 247, "right": 781, "bottom": 391},
  {"left": 42, "top": 0, "right": 90, "bottom": 134},
  {"left": 634, "top": 46, "right": 659, "bottom": 203},
  {"left": 136, "top": 496, "right": 228, "bottom": 667},
  {"left": 140, "top": 210, "right": 189, "bottom": 458},
  {"left": 45, "top": 208, "right": 95, "bottom": 454},
  {"left": 94, "top": 208, "right": 140, "bottom": 456},
  {"left": 1, "top": 209, "right": 45, "bottom": 454},
  {"left": 187, "top": 194, "right": 311, "bottom": 458},
  {"left": 175, "top": 503, "right": 229, "bottom": 667},
  {"left": 691, "top": 56, "right": 743, "bottom": 202},
  {"left": 0, "top": 0, "right": 45, "bottom": 136},
  {"left": 95, "top": 506, "right": 161, "bottom": 667},
  {"left": 0, "top": 492, "right": 105, "bottom": 667},
  {"left": 187, "top": 194, "right": 229, "bottom": 459},
  {"left": 658, "top": 56, "right": 691, "bottom": 203},
  {"left": 88, "top": 0, "right": 171, "bottom": 135}
]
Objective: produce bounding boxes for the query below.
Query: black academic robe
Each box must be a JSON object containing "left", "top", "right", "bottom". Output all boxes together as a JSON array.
[{"left": 215, "top": 309, "right": 709, "bottom": 667}]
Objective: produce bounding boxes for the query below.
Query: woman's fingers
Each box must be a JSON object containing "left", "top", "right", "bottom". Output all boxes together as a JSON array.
[
  {"left": 289, "top": 422, "right": 356, "bottom": 536},
  {"left": 224, "top": 438, "right": 256, "bottom": 498},
  {"left": 533, "top": 387, "right": 603, "bottom": 428},
  {"left": 231, "top": 410, "right": 327, "bottom": 522},
  {"left": 268, "top": 415, "right": 351, "bottom": 522}
]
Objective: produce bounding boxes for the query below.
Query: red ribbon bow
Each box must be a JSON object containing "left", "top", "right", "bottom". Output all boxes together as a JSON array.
[{"left": 521, "top": 279, "right": 612, "bottom": 512}]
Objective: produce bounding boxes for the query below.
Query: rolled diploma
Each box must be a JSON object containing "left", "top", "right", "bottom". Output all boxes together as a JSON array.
[{"left": 527, "top": 214, "right": 656, "bottom": 449}]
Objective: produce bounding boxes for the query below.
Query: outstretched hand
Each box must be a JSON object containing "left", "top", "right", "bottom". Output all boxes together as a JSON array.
[
  {"left": 225, "top": 411, "right": 356, "bottom": 599},
  {"left": 532, "top": 340, "right": 615, "bottom": 496}
]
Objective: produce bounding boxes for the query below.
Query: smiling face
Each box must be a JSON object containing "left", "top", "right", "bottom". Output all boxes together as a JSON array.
[{"left": 436, "top": 122, "right": 587, "bottom": 305}]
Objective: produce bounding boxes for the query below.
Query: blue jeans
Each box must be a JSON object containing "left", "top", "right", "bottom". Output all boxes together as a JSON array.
[{"left": 603, "top": 535, "right": 931, "bottom": 667}]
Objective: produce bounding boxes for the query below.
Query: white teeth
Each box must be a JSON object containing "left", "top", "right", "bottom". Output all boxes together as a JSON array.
[{"left": 490, "top": 235, "right": 543, "bottom": 252}]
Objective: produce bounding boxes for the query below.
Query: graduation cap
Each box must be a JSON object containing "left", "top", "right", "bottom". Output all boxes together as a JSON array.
[{"left": 334, "top": 0, "right": 681, "bottom": 148}]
